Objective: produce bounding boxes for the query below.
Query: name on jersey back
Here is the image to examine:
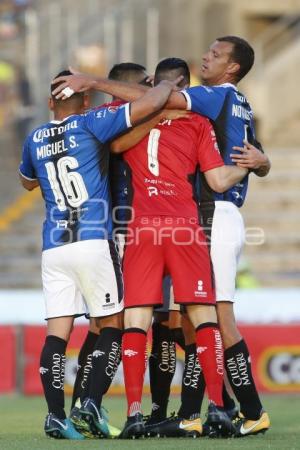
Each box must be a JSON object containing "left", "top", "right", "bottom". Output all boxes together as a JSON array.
[
  {"left": 33, "top": 119, "right": 78, "bottom": 159},
  {"left": 232, "top": 92, "right": 253, "bottom": 120}
]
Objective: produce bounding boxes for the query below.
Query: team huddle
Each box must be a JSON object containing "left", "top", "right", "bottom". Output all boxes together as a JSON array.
[{"left": 19, "top": 36, "right": 271, "bottom": 440}]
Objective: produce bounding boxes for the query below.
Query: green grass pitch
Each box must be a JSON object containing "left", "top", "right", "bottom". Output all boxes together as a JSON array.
[{"left": 0, "top": 394, "right": 299, "bottom": 450}]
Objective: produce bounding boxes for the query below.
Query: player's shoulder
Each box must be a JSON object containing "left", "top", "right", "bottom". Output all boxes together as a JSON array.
[
  {"left": 24, "top": 120, "right": 52, "bottom": 145},
  {"left": 94, "top": 99, "right": 125, "bottom": 110},
  {"left": 218, "top": 83, "right": 251, "bottom": 103},
  {"left": 189, "top": 111, "right": 212, "bottom": 127},
  {"left": 186, "top": 83, "right": 230, "bottom": 95},
  {"left": 85, "top": 101, "right": 126, "bottom": 120}
]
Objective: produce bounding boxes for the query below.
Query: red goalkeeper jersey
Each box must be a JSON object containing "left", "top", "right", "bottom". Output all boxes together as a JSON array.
[{"left": 123, "top": 113, "right": 224, "bottom": 220}]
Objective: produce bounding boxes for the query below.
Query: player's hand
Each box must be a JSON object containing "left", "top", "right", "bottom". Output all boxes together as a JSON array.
[
  {"left": 145, "top": 74, "right": 154, "bottom": 86},
  {"left": 159, "top": 76, "right": 184, "bottom": 91},
  {"left": 161, "top": 109, "right": 191, "bottom": 121},
  {"left": 230, "top": 140, "right": 268, "bottom": 169},
  {"left": 51, "top": 74, "right": 96, "bottom": 99}
]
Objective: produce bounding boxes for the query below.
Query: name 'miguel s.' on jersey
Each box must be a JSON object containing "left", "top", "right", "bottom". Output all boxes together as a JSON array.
[
  {"left": 122, "top": 113, "right": 224, "bottom": 222},
  {"left": 19, "top": 103, "right": 131, "bottom": 250},
  {"left": 182, "top": 83, "right": 256, "bottom": 207}
]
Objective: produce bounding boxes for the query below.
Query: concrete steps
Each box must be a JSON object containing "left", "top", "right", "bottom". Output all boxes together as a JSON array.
[{"left": 242, "top": 147, "right": 300, "bottom": 286}]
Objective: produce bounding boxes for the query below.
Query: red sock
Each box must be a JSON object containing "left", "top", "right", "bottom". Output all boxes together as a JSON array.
[
  {"left": 195, "top": 323, "right": 224, "bottom": 407},
  {"left": 122, "top": 328, "right": 147, "bottom": 416}
]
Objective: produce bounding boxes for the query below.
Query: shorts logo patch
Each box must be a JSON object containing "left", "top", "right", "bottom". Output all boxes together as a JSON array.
[
  {"left": 103, "top": 292, "right": 116, "bottom": 309},
  {"left": 195, "top": 279, "right": 208, "bottom": 297}
]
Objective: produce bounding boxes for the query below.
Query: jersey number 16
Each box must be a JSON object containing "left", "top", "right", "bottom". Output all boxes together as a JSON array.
[{"left": 45, "top": 156, "right": 89, "bottom": 211}]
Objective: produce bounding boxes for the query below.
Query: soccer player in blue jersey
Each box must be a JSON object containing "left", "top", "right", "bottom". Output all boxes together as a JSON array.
[
  {"left": 52, "top": 36, "right": 271, "bottom": 436},
  {"left": 19, "top": 70, "right": 181, "bottom": 440},
  {"left": 69, "top": 63, "right": 152, "bottom": 436}
]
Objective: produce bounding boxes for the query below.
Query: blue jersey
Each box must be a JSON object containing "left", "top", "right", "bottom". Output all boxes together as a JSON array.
[
  {"left": 109, "top": 153, "right": 132, "bottom": 231},
  {"left": 182, "top": 83, "right": 256, "bottom": 207},
  {"left": 19, "top": 103, "right": 131, "bottom": 250}
]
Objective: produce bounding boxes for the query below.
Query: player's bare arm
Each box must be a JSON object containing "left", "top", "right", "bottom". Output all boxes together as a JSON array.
[
  {"left": 110, "top": 109, "right": 189, "bottom": 153},
  {"left": 19, "top": 173, "right": 39, "bottom": 191},
  {"left": 204, "top": 165, "right": 248, "bottom": 193},
  {"left": 231, "top": 141, "right": 271, "bottom": 177},
  {"left": 129, "top": 78, "right": 184, "bottom": 125},
  {"left": 51, "top": 73, "right": 188, "bottom": 110},
  {"left": 52, "top": 73, "right": 148, "bottom": 101}
]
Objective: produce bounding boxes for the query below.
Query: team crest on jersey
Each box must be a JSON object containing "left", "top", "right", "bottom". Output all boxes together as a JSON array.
[{"left": 108, "top": 105, "right": 119, "bottom": 113}]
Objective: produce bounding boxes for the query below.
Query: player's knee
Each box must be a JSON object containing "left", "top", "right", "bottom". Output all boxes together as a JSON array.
[
  {"left": 153, "top": 311, "right": 169, "bottom": 325},
  {"left": 218, "top": 319, "right": 242, "bottom": 349},
  {"left": 181, "top": 314, "right": 195, "bottom": 345},
  {"left": 99, "top": 311, "right": 124, "bottom": 330},
  {"left": 124, "top": 306, "right": 153, "bottom": 331},
  {"left": 168, "top": 310, "right": 182, "bottom": 329},
  {"left": 186, "top": 304, "right": 217, "bottom": 328},
  {"left": 89, "top": 317, "right": 101, "bottom": 334}
]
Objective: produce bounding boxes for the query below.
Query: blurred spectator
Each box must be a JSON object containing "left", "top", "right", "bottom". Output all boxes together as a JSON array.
[
  {"left": 0, "top": 60, "right": 15, "bottom": 128},
  {"left": 0, "top": 1, "right": 19, "bottom": 40},
  {"left": 13, "top": 66, "right": 35, "bottom": 151}
]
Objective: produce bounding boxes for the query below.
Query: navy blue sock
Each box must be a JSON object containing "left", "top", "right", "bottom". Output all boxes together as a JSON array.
[
  {"left": 88, "top": 327, "right": 122, "bottom": 408},
  {"left": 71, "top": 330, "right": 98, "bottom": 409},
  {"left": 40, "top": 335, "right": 67, "bottom": 419}
]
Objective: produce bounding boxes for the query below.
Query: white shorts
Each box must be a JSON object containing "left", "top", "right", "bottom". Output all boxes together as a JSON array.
[
  {"left": 42, "top": 239, "right": 124, "bottom": 319},
  {"left": 210, "top": 201, "right": 245, "bottom": 302}
]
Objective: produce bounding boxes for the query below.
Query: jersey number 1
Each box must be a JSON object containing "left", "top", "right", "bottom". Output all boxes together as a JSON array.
[
  {"left": 45, "top": 156, "right": 89, "bottom": 211},
  {"left": 147, "top": 128, "right": 161, "bottom": 176}
]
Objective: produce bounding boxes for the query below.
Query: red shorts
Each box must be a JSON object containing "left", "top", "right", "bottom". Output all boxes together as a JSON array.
[{"left": 123, "top": 217, "right": 215, "bottom": 308}]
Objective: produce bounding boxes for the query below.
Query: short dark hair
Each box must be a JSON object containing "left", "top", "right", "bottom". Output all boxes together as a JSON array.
[
  {"left": 216, "top": 36, "right": 254, "bottom": 81},
  {"left": 154, "top": 57, "right": 190, "bottom": 87},
  {"left": 51, "top": 70, "right": 83, "bottom": 100},
  {"left": 108, "top": 62, "right": 148, "bottom": 84}
]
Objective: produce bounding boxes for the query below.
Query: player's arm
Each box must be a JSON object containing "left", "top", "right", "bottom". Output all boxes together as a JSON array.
[
  {"left": 52, "top": 73, "right": 149, "bottom": 101},
  {"left": 19, "top": 137, "right": 39, "bottom": 191},
  {"left": 197, "top": 118, "right": 248, "bottom": 193},
  {"left": 231, "top": 141, "right": 271, "bottom": 177},
  {"left": 85, "top": 78, "right": 183, "bottom": 143},
  {"left": 19, "top": 173, "right": 39, "bottom": 191},
  {"left": 110, "top": 109, "right": 189, "bottom": 153},
  {"left": 51, "top": 72, "right": 189, "bottom": 109},
  {"left": 204, "top": 165, "right": 248, "bottom": 193},
  {"left": 128, "top": 78, "right": 184, "bottom": 125}
]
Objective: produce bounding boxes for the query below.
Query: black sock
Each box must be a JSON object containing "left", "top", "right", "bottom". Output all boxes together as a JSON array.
[
  {"left": 40, "top": 335, "right": 67, "bottom": 419},
  {"left": 170, "top": 327, "right": 185, "bottom": 350},
  {"left": 71, "top": 331, "right": 98, "bottom": 409},
  {"left": 225, "top": 339, "right": 263, "bottom": 420},
  {"left": 149, "top": 323, "right": 176, "bottom": 420},
  {"left": 222, "top": 382, "right": 236, "bottom": 410},
  {"left": 88, "top": 327, "right": 122, "bottom": 408},
  {"left": 178, "top": 343, "right": 205, "bottom": 419}
]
